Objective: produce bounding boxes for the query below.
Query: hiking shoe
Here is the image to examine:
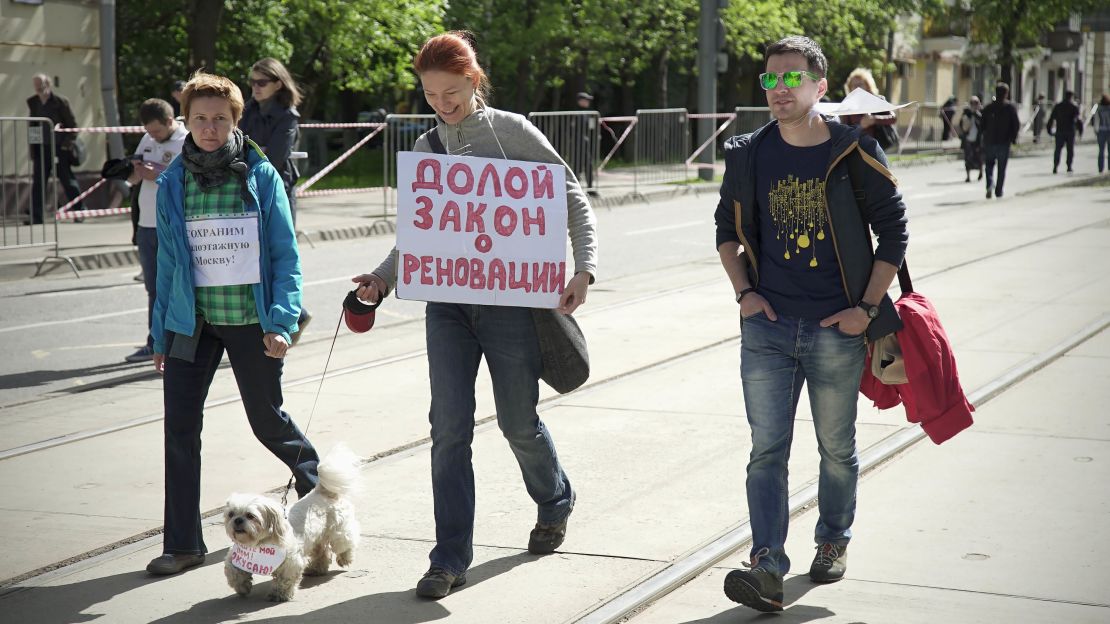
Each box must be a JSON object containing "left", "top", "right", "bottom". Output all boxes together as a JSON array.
[
  {"left": 528, "top": 516, "right": 570, "bottom": 554},
  {"left": 809, "top": 542, "right": 848, "bottom": 583},
  {"left": 125, "top": 345, "right": 155, "bottom": 363},
  {"left": 146, "top": 553, "right": 204, "bottom": 575},
  {"left": 416, "top": 567, "right": 466, "bottom": 599},
  {"left": 723, "top": 568, "right": 784, "bottom": 612},
  {"left": 291, "top": 310, "right": 312, "bottom": 345}
]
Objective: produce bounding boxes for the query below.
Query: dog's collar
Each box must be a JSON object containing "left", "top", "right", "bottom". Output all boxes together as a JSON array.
[{"left": 229, "top": 543, "right": 286, "bottom": 576}]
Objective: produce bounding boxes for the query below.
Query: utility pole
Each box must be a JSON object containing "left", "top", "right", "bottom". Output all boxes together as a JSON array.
[
  {"left": 697, "top": 0, "right": 727, "bottom": 181},
  {"left": 99, "top": 0, "right": 124, "bottom": 160}
]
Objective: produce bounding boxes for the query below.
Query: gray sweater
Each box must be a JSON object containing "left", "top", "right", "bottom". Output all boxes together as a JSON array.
[{"left": 372, "top": 106, "right": 598, "bottom": 290}]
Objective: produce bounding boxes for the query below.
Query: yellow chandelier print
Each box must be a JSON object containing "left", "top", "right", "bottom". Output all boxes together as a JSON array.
[{"left": 768, "top": 174, "right": 827, "bottom": 268}]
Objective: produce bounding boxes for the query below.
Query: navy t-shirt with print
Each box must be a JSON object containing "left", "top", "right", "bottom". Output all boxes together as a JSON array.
[{"left": 754, "top": 126, "right": 847, "bottom": 319}]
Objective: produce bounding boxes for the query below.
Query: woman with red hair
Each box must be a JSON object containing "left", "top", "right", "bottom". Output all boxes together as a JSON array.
[{"left": 352, "top": 32, "right": 598, "bottom": 599}]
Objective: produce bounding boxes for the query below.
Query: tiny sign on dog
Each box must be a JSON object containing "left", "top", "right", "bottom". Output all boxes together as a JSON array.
[{"left": 230, "top": 543, "right": 286, "bottom": 576}]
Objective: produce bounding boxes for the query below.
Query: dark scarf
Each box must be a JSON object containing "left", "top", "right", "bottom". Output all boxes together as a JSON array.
[{"left": 181, "top": 127, "right": 249, "bottom": 190}]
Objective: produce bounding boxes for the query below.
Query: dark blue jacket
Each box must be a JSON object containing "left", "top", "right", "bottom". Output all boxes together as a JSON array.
[
  {"left": 714, "top": 120, "right": 909, "bottom": 340},
  {"left": 239, "top": 99, "right": 300, "bottom": 194}
]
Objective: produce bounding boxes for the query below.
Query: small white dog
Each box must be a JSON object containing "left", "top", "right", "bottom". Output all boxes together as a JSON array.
[{"left": 223, "top": 446, "right": 361, "bottom": 601}]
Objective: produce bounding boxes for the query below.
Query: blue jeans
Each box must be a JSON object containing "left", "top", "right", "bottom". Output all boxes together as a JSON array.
[
  {"left": 740, "top": 313, "right": 866, "bottom": 577},
  {"left": 136, "top": 226, "right": 158, "bottom": 349},
  {"left": 984, "top": 143, "right": 1010, "bottom": 195},
  {"left": 425, "top": 302, "right": 574, "bottom": 575}
]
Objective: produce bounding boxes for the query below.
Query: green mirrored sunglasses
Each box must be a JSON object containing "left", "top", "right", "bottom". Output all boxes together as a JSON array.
[{"left": 759, "top": 70, "right": 820, "bottom": 90}]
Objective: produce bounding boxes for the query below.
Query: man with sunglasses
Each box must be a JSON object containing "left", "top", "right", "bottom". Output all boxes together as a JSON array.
[{"left": 714, "top": 36, "right": 908, "bottom": 612}]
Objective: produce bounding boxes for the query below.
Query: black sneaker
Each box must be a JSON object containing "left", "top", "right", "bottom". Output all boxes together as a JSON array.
[
  {"left": 291, "top": 309, "right": 312, "bottom": 345},
  {"left": 528, "top": 491, "right": 574, "bottom": 554},
  {"left": 415, "top": 567, "right": 466, "bottom": 599},
  {"left": 986, "top": 187, "right": 992, "bottom": 199},
  {"left": 809, "top": 542, "right": 848, "bottom": 583},
  {"left": 528, "top": 515, "right": 569, "bottom": 554},
  {"left": 723, "top": 568, "right": 784, "bottom": 612}
]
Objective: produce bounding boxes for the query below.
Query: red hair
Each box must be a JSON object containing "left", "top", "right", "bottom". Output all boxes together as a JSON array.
[{"left": 414, "top": 31, "right": 491, "bottom": 101}]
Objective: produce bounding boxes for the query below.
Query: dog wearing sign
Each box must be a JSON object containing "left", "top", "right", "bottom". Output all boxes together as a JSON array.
[{"left": 223, "top": 446, "right": 361, "bottom": 601}]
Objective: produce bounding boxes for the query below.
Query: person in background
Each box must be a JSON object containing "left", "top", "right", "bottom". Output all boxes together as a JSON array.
[
  {"left": 957, "top": 96, "right": 984, "bottom": 183},
  {"left": 170, "top": 80, "right": 186, "bottom": 118},
  {"left": 940, "top": 96, "right": 958, "bottom": 141},
  {"left": 146, "top": 72, "right": 318, "bottom": 576},
  {"left": 124, "top": 98, "right": 188, "bottom": 363},
  {"left": 1031, "top": 94, "right": 1046, "bottom": 143},
  {"left": 575, "top": 91, "right": 597, "bottom": 193},
  {"left": 980, "top": 82, "right": 1020, "bottom": 199},
  {"left": 1047, "top": 91, "right": 1081, "bottom": 174},
  {"left": 27, "top": 73, "right": 84, "bottom": 223},
  {"left": 238, "top": 57, "right": 312, "bottom": 343},
  {"left": 840, "top": 68, "right": 898, "bottom": 152},
  {"left": 1095, "top": 93, "right": 1110, "bottom": 174}
]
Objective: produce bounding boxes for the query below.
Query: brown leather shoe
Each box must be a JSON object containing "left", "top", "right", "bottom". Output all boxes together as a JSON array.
[{"left": 146, "top": 553, "right": 205, "bottom": 575}]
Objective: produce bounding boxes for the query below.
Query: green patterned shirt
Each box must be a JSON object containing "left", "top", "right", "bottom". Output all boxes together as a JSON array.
[{"left": 184, "top": 173, "right": 259, "bottom": 325}]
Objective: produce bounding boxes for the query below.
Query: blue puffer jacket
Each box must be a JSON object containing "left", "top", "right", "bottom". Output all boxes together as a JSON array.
[{"left": 151, "top": 141, "right": 302, "bottom": 354}]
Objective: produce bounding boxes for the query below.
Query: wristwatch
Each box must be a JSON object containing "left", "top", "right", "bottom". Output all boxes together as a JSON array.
[{"left": 857, "top": 301, "right": 879, "bottom": 320}]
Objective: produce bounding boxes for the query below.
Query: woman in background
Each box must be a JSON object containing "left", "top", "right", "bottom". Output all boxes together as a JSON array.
[{"left": 239, "top": 58, "right": 312, "bottom": 342}]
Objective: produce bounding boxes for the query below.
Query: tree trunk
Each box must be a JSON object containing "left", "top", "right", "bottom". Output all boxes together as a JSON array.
[
  {"left": 998, "top": 0, "right": 1027, "bottom": 88},
  {"left": 187, "top": 0, "right": 225, "bottom": 73},
  {"left": 658, "top": 47, "right": 670, "bottom": 108}
]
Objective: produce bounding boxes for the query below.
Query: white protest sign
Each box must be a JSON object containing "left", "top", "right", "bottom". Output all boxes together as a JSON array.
[
  {"left": 185, "top": 214, "right": 261, "bottom": 287},
  {"left": 396, "top": 151, "right": 568, "bottom": 308},
  {"left": 229, "top": 543, "right": 286, "bottom": 576}
]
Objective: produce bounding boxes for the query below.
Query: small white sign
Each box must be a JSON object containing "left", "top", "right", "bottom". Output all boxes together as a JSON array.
[
  {"left": 28, "top": 126, "right": 43, "bottom": 145},
  {"left": 185, "top": 214, "right": 261, "bottom": 287},
  {"left": 396, "top": 151, "right": 568, "bottom": 308},
  {"left": 229, "top": 543, "right": 286, "bottom": 576}
]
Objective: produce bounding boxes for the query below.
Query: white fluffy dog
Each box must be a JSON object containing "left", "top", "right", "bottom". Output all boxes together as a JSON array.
[{"left": 223, "top": 446, "right": 361, "bottom": 601}]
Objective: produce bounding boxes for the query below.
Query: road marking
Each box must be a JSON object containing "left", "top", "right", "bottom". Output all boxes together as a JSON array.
[
  {"left": 0, "top": 308, "right": 147, "bottom": 335},
  {"left": 626, "top": 220, "right": 704, "bottom": 236}
]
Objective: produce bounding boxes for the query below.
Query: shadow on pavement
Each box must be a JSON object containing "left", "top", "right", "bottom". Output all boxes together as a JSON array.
[
  {"left": 1, "top": 554, "right": 226, "bottom": 624},
  {"left": 0, "top": 361, "right": 143, "bottom": 391},
  {"left": 152, "top": 551, "right": 538, "bottom": 624}
]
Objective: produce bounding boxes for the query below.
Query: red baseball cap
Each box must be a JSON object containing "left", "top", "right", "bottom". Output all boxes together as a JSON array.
[{"left": 343, "top": 289, "right": 384, "bottom": 333}]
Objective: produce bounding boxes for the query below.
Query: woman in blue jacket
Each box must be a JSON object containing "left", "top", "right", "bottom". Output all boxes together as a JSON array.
[{"left": 145, "top": 72, "right": 319, "bottom": 576}]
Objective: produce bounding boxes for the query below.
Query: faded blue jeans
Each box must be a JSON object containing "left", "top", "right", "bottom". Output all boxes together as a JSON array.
[
  {"left": 739, "top": 313, "right": 866, "bottom": 577},
  {"left": 425, "top": 302, "right": 574, "bottom": 576}
]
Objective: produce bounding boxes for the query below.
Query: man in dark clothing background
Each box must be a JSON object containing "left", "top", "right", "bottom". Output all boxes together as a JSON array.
[
  {"left": 26, "top": 73, "right": 85, "bottom": 223},
  {"left": 1047, "top": 91, "right": 1081, "bottom": 174},
  {"left": 979, "top": 82, "right": 1020, "bottom": 199}
]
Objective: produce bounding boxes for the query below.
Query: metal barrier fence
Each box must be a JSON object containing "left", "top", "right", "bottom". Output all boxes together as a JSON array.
[
  {"left": 730, "top": 107, "right": 773, "bottom": 138},
  {"left": 1, "top": 117, "right": 59, "bottom": 252},
  {"left": 528, "top": 111, "right": 601, "bottom": 191},
  {"left": 381, "top": 114, "right": 437, "bottom": 214},
  {"left": 633, "top": 108, "right": 690, "bottom": 192}
]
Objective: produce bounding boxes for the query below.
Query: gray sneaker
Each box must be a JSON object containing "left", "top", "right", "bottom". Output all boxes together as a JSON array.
[
  {"left": 125, "top": 346, "right": 154, "bottom": 363},
  {"left": 416, "top": 567, "right": 466, "bottom": 599},
  {"left": 723, "top": 567, "right": 784, "bottom": 612},
  {"left": 528, "top": 492, "right": 575, "bottom": 554},
  {"left": 809, "top": 542, "right": 848, "bottom": 583}
]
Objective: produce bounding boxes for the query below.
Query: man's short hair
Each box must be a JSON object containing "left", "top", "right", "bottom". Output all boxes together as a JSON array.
[
  {"left": 765, "top": 36, "right": 828, "bottom": 77},
  {"left": 139, "top": 98, "right": 174, "bottom": 125},
  {"left": 1064, "top": 90, "right": 1074, "bottom": 101},
  {"left": 995, "top": 82, "right": 1010, "bottom": 101}
]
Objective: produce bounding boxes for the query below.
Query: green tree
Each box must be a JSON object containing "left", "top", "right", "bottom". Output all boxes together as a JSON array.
[{"left": 962, "top": 0, "right": 1097, "bottom": 87}]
